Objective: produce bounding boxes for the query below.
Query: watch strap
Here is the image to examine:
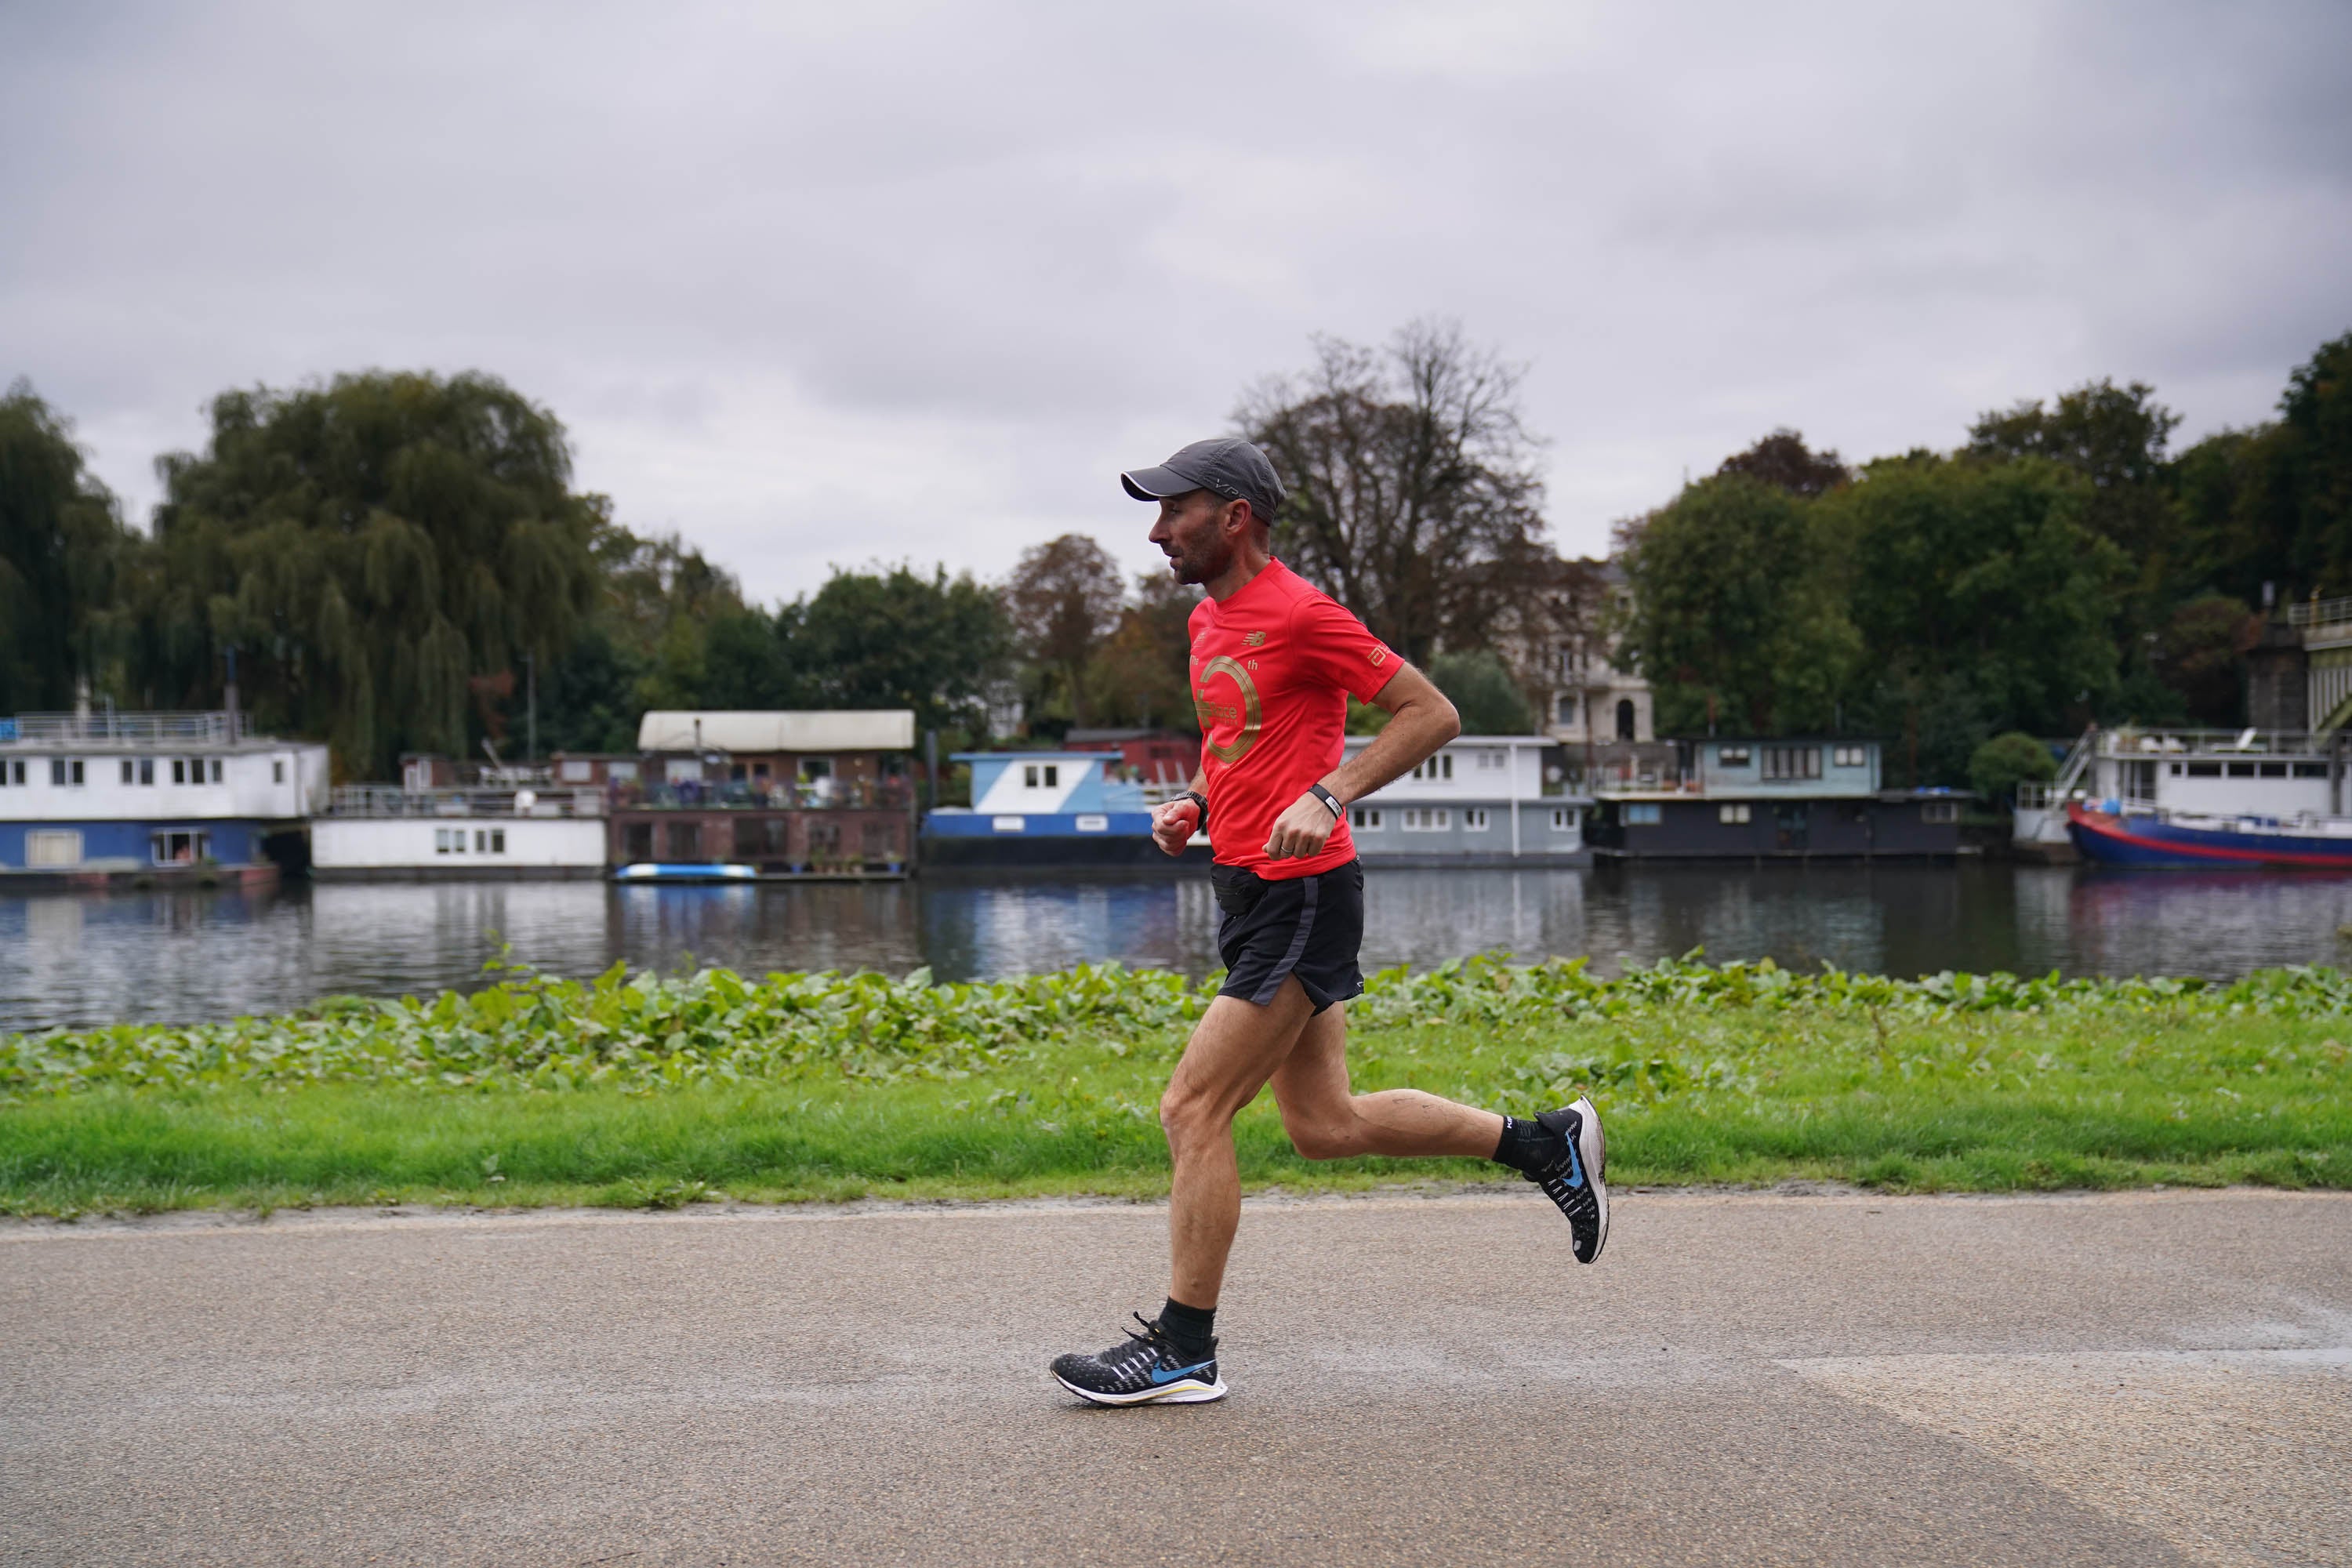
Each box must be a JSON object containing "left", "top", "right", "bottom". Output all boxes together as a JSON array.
[
  {"left": 1308, "top": 783, "right": 1344, "bottom": 819},
  {"left": 1179, "top": 789, "right": 1210, "bottom": 832}
]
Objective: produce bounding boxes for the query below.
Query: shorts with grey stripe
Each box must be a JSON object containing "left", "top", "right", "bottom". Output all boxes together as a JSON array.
[{"left": 1210, "top": 858, "right": 1366, "bottom": 1014}]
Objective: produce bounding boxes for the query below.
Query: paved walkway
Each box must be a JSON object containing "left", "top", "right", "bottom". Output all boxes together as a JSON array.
[{"left": 4, "top": 1189, "right": 2348, "bottom": 1566}]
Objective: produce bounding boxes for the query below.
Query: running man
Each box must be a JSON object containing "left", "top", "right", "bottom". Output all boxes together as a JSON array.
[{"left": 1049, "top": 437, "right": 1607, "bottom": 1407}]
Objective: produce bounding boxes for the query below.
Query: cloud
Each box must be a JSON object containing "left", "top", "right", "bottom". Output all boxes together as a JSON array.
[{"left": 4, "top": 1, "right": 2348, "bottom": 604}]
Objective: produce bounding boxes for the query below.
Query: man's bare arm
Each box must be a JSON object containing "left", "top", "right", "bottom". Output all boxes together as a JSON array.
[{"left": 1322, "top": 662, "right": 1459, "bottom": 804}]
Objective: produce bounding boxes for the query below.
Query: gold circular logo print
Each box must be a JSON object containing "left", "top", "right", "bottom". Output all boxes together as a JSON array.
[{"left": 1196, "top": 655, "right": 1261, "bottom": 764}]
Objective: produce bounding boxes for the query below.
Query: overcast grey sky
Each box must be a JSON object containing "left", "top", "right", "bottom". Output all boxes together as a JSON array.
[{"left": 5, "top": 2, "right": 2348, "bottom": 604}]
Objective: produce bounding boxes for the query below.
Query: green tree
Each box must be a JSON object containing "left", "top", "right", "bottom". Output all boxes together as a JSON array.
[
  {"left": 791, "top": 564, "right": 1013, "bottom": 735},
  {"left": 1428, "top": 649, "right": 1533, "bottom": 734},
  {"left": 1967, "top": 731, "right": 2057, "bottom": 808},
  {"left": 2153, "top": 593, "right": 2256, "bottom": 727},
  {"left": 1084, "top": 571, "right": 1201, "bottom": 732},
  {"left": 129, "top": 372, "right": 600, "bottom": 776},
  {"left": 1966, "top": 378, "right": 2180, "bottom": 554},
  {"left": 2171, "top": 426, "right": 2288, "bottom": 608},
  {"left": 2276, "top": 330, "right": 2352, "bottom": 593},
  {"left": 536, "top": 524, "right": 746, "bottom": 753},
  {"left": 1716, "top": 429, "right": 1849, "bottom": 497},
  {"left": 1618, "top": 475, "right": 1858, "bottom": 735},
  {"left": 1832, "top": 455, "right": 2126, "bottom": 780},
  {"left": 0, "top": 384, "right": 137, "bottom": 713}
]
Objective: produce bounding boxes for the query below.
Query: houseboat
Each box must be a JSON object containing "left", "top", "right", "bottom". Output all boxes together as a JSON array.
[
  {"left": 2009, "top": 726, "right": 2352, "bottom": 868},
  {"left": 608, "top": 710, "right": 917, "bottom": 880},
  {"left": 309, "top": 784, "right": 609, "bottom": 880},
  {"left": 1586, "top": 738, "right": 1962, "bottom": 859},
  {"left": 923, "top": 750, "right": 1203, "bottom": 868},
  {"left": 1339, "top": 735, "right": 1591, "bottom": 866},
  {"left": 0, "top": 710, "right": 328, "bottom": 888}
]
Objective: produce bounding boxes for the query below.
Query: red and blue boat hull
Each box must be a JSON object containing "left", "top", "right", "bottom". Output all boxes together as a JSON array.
[{"left": 2065, "top": 800, "right": 2352, "bottom": 869}]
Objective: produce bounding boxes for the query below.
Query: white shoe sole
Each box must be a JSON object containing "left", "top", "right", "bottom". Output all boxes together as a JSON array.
[
  {"left": 1054, "top": 1372, "right": 1228, "bottom": 1406},
  {"left": 1570, "top": 1094, "right": 1610, "bottom": 1262}
]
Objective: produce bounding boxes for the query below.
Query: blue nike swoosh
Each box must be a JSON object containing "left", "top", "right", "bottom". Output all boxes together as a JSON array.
[
  {"left": 1149, "top": 1361, "right": 1212, "bottom": 1385},
  {"left": 1562, "top": 1142, "right": 1584, "bottom": 1189}
]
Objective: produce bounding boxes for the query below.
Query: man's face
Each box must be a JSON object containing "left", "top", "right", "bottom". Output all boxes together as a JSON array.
[{"left": 1148, "top": 490, "right": 1238, "bottom": 585}]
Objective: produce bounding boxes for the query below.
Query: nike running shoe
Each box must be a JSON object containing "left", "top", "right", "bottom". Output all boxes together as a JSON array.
[
  {"left": 1526, "top": 1097, "right": 1610, "bottom": 1264},
  {"left": 1051, "top": 1314, "right": 1226, "bottom": 1406}
]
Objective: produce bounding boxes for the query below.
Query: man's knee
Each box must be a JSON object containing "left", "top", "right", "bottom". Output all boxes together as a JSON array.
[
  {"left": 1159, "top": 1082, "right": 1228, "bottom": 1149},
  {"left": 1283, "top": 1108, "right": 1364, "bottom": 1161}
]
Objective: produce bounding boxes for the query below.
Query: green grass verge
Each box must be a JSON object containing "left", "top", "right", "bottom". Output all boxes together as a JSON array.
[{"left": 5, "top": 974, "right": 2346, "bottom": 1214}]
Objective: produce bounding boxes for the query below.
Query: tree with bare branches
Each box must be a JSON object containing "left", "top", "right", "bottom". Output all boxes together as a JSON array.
[
  {"left": 1237, "top": 321, "right": 1552, "bottom": 668},
  {"left": 1003, "top": 532, "right": 1126, "bottom": 728}
]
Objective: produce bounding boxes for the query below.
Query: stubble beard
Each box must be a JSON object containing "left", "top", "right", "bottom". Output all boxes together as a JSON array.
[{"left": 1170, "top": 532, "right": 1234, "bottom": 586}]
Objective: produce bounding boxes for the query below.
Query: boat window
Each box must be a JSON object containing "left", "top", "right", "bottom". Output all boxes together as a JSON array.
[
  {"left": 2227, "top": 763, "right": 2256, "bottom": 778},
  {"left": 1761, "top": 746, "right": 1821, "bottom": 781},
  {"left": 2259, "top": 763, "right": 2288, "bottom": 778},
  {"left": 1831, "top": 746, "right": 1867, "bottom": 768},
  {"left": 2186, "top": 762, "right": 2221, "bottom": 777},
  {"left": 1463, "top": 808, "right": 1490, "bottom": 830},
  {"left": 1350, "top": 808, "right": 1383, "bottom": 829},
  {"left": 151, "top": 830, "right": 210, "bottom": 866},
  {"left": 1717, "top": 746, "right": 1751, "bottom": 767},
  {"left": 1718, "top": 803, "right": 1751, "bottom": 824},
  {"left": 2294, "top": 763, "right": 2329, "bottom": 778},
  {"left": 1625, "top": 803, "right": 1662, "bottom": 826},
  {"left": 1550, "top": 808, "right": 1577, "bottom": 832},
  {"left": 1922, "top": 801, "right": 1959, "bottom": 824}
]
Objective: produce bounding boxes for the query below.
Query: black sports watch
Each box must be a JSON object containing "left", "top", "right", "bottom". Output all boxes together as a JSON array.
[
  {"left": 1307, "top": 783, "right": 1344, "bottom": 819},
  {"left": 1178, "top": 790, "right": 1210, "bottom": 832}
]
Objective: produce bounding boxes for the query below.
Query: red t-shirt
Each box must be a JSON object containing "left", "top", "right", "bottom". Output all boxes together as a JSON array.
[{"left": 1186, "top": 558, "right": 1401, "bottom": 880}]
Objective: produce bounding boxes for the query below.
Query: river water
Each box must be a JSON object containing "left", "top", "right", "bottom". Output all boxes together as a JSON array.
[{"left": 11, "top": 862, "right": 2352, "bottom": 1031}]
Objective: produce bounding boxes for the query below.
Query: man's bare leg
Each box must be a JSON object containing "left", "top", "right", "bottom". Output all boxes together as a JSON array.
[
  {"left": 1269, "top": 999, "right": 1504, "bottom": 1159},
  {"left": 1157, "top": 983, "right": 1318, "bottom": 1307}
]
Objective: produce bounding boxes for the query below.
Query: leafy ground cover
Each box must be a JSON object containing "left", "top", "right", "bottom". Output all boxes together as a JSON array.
[{"left": 3, "top": 957, "right": 2347, "bottom": 1215}]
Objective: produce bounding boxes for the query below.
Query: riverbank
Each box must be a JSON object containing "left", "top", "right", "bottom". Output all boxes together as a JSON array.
[{"left": 3, "top": 958, "right": 2346, "bottom": 1215}]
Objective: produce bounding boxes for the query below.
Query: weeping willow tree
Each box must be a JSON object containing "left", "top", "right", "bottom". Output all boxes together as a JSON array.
[
  {"left": 0, "top": 383, "right": 137, "bottom": 713},
  {"left": 128, "top": 372, "right": 600, "bottom": 777}
]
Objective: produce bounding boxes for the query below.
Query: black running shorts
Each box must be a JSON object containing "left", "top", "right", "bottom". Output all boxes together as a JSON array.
[{"left": 1210, "top": 858, "right": 1366, "bottom": 1014}]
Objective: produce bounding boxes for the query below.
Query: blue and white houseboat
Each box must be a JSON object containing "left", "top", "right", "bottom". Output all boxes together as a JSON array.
[
  {"left": 2011, "top": 726, "right": 2352, "bottom": 868},
  {"left": 923, "top": 750, "right": 1202, "bottom": 868},
  {"left": 0, "top": 710, "right": 328, "bottom": 888},
  {"left": 924, "top": 737, "right": 1592, "bottom": 869}
]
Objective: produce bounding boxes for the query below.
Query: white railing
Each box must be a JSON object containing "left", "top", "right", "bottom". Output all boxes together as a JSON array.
[
  {"left": 2096, "top": 728, "right": 2323, "bottom": 757},
  {"left": 2287, "top": 597, "right": 2352, "bottom": 628},
  {"left": 4, "top": 710, "right": 245, "bottom": 745},
  {"left": 329, "top": 786, "right": 605, "bottom": 819}
]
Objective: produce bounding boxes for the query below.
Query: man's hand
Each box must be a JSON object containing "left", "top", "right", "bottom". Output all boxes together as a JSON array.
[
  {"left": 1264, "top": 790, "right": 1340, "bottom": 862},
  {"left": 1151, "top": 797, "right": 1202, "bottom": 857}
]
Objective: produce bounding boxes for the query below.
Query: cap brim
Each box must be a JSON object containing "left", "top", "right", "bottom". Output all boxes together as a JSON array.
[{"left": 1120, "top": 465, "right": 1195, "bottom": 502}]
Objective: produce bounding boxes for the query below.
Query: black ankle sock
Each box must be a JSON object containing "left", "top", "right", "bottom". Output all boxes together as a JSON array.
[
  {"left": 1158, "top": 1297, "right": 1216, "bottom": 1359},
  {"left": 1491, "top": 1114, "right": 1556, "bottom": 1175}
]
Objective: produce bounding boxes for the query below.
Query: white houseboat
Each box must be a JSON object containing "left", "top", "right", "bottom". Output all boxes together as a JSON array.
[
  {"left": 310, "top": 785, "right": 609, "bottom": 880},
  {"left": 1339, "top": 735, "right": 1591, "bottom": 866},
  {"left": 0, "top": 710, "right": 328, "bottom": 887}
]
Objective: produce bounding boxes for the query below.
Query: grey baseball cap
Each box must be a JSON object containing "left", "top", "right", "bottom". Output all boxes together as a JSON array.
[{"left": 1120, "top": 437, "right": 1286, "bottom": 524}]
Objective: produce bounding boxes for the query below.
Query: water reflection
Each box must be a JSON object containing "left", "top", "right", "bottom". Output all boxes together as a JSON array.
[{"left": 10, "top": 862, "right": 2352, "bottom": 1031}]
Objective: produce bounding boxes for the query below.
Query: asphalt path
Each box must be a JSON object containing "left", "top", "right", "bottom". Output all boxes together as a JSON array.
[{"left": 4, "top": 1189, "right": 2348, "bottom": 1566}]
